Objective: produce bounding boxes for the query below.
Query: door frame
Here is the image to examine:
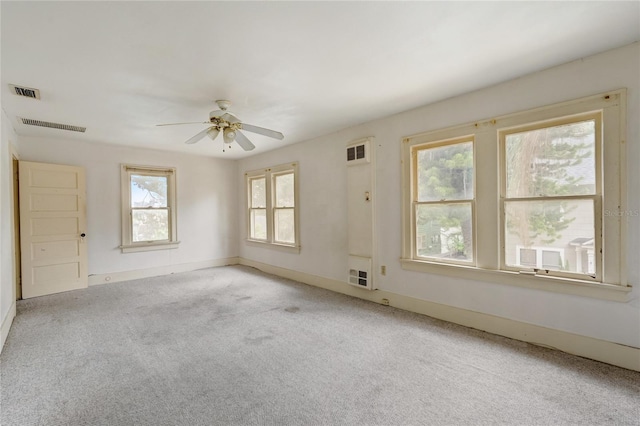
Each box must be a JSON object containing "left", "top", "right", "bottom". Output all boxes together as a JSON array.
[{"left": 11, "top": 149, "right": 21, "bottom": 300}]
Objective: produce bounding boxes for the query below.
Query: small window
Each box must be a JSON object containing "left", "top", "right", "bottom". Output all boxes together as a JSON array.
[
  {"left": 121, "top": 165, "right": 178, "bottom": 253},
  {"left": 249, "top": 176, "right": 267, "bottom": 240},
  {"left": 246, "top": 162, "right": 299, "bottom": 251}
]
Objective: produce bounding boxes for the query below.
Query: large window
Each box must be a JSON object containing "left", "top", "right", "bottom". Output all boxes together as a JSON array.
[
  {"left": 501, "top": 115, "right": 600, "bottom": 280},
  {"left": 121, "top": 165, "right": 178, "bottom": 253},
  {"left": 246, "top": 162, "right": 299, "bottom": 250},
  {"left": 402, "top": 90, "right": 628, "bottom": 300}
]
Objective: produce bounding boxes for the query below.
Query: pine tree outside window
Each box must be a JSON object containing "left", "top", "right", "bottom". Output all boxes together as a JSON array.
[
  {"left": 413, "top": 137, "right": 475, "bottom": 264},
  {"left": 501, "top": 115, "right": 600, "bottom": 280},
  {"left": 401, "top": 90, "right": 628, "bottom": 301}
]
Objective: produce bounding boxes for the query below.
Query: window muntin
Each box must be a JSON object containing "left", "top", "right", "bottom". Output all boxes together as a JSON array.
[
  {"left": 121, "top": 165, "right": 178, "bottom": 252},
  {"left": 500, "top": 114, "right": 601, "bottom": 280},
  {"left": 412, "top": 138, "right": 474, "bottom": 264},
  {"left": 246, "top": 163, "right": 299, "bottom": 249}
]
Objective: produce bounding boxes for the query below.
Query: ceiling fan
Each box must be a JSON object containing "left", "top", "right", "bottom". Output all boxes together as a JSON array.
[{"left": 157, "top": 100, "right": 284, "bottom": 151}]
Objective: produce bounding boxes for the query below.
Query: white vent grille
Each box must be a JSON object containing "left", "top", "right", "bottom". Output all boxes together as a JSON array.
[
  {"left": 348, "top": 255, "right": 373, "bottom": 290},
  {"left": 9, "top": 84, "right": 40, "bottom": 99},
  {"left": 346, "top": 140, "right": 370, "bottom": 165},
  {"left": 20, "top": 118, "right": 86, "bottom": 133}
]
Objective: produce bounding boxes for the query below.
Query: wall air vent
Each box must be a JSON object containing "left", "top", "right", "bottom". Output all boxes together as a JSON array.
[
  {"left": 346, "top": 140, "right": 370, "bottom": 165},
  {"left": 20, "top": 118, "right": 86, "bottom": 133},
  {"left": 9, "top": 84, "right": 41, "bottom": 99}
]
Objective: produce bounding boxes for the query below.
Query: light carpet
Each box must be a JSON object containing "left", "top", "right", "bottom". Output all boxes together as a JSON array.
[{"left": 1, "top": 265, "right": 639, "bottom": 425}]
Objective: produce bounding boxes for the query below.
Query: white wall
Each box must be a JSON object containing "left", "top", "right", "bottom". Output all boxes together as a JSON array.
[
  {"left": 18, "top": 137, "right": 239, "bottom": 278},
  {"left": 1, "top": 109, "right": 19, "bottom": 348},
  {"left": 238, "top": 43, "right": 640, "bottom": 348}
]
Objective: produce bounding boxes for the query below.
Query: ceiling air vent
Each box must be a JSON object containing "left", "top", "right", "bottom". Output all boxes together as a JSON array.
[
  {"left": 20, "top": 118, "right": 86, "bottom": 133},
  {"left": 9, "top": 84, "right": 41, "bottom": 99}
]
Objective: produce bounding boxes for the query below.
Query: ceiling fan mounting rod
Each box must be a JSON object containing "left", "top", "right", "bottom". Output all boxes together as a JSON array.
[{"left": 215, "top": 99, "right": 231, "bottom": 111}]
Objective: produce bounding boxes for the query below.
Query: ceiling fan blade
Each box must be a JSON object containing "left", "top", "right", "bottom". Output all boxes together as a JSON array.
[
  {"left": 156, "top": 121, "right": 208, "bottom": 126},
  {"left": 184, "top": 127, "right": 212, "bottom": 144},
  {"left": 240, "top": 123, "right": 284, "bottom": 140},
  {"left": 221, "top": 112, "right": 240, "bottom": 123},
  {"left": 234, "top": 130, "right": 256, "bottom": 151}
]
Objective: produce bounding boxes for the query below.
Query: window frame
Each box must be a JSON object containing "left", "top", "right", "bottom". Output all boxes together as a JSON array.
[
  {"left": 245, "top": 162, "right": 300, "bottom": 252},
  {"left": 499, "top": 113, "right": 602, "bottom": 282},
  {"left": 401, "top": 90, "right": 629, "bottom": 301},
  {"left": 411, "top": 136, "right": 476, "bottom": 266},
  {"left": 120, "top": 164, "right": 179, "bottom": 253}
]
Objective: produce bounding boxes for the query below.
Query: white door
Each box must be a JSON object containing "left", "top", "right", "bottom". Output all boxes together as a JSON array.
[{"left": 19, "top": 161, "right": 88, "bottom": 298}]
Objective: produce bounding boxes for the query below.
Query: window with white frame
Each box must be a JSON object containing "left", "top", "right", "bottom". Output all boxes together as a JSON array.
[
  {"left": 412, "top": 137, "right": 474, "bottom": 264},
  {"left": 246, "top": 162, "right": 299, "bottom": 250},
  {"left": 401, "top": 90, "right": 628, "bottom": 300},
  {"left": 501, "top": 114, "right": 599, "bottom": 280},
  {"left": 121, "top": 165, "right": 178, "bottom": 253}
]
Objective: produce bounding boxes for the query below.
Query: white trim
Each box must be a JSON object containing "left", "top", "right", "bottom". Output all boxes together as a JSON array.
[
  {"left": 120, "top": 164, "right": 178, "bottom": 253},
  {"left": 1, "top": 301, "right": 16, "bottom": 354},
  {"left": 119, "top": 241, "right": 181, "bottom": 253},
  {"left": 88, "top": 257, "right": 239, "bottom": 286},
  {"left": 245, "top": 162, "right": 300, "bottom": 249},
  {"left": 239, "top": 258, "right": 639, "bottom": 371}
]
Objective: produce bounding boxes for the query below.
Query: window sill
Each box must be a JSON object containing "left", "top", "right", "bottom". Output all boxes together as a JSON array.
[
  {"left": 246, "top": 239, "right": 300, "bottom": 254},
  {"left": 120, "top": 241, "right": 180, "bottom": 253},
  {"left": 400, "top": 258, "right": 632, "bottom": 302}
]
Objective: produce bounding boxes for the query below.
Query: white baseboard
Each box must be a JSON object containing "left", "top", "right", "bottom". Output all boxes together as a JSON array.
[
  {"left": 1, "top": 301, "right": 16, "bottom": 354},
  {"left": 88, "top": 257, "right": 240, "bottom": 286},
  {"left": 239, "top": 258, "right": 640, "bottom": 372}
]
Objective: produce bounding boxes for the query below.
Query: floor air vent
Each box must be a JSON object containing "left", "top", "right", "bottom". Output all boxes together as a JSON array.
[
  {"left": 20, "top": 118, "right": 86, "bottom": 133},
  {"left": 9, "top": 84, "right": 41, "bottom": 99},
  {"left": 348, "top": 255, "right": 373, "bottom": 290}
]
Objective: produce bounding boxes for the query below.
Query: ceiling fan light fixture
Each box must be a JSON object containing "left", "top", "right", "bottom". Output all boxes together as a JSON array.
[
  {"left": 223, "top": 127, "right": 236, "bottom": 144},
  {"left": 207, "top": 127, "right": 220, "bottom": 140}
]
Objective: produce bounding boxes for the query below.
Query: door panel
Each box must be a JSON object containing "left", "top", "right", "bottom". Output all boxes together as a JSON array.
[{"left": 20, "top": 161, "right": 87, "bottom": 298}]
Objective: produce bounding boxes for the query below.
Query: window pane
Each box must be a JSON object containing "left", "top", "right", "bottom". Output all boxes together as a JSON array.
[
  {"left": 274, "top": 208, "right": 295, "bottom": 244},
  {"left": 504, "top": 199, "right": 594, "bottom": 274},
  {"left": 275, "top": 173, "right": 295, "bottom": 208},
  {"left": 250, "top": 208, "right": 267, "bottom": 240},
  {"left": 505, "top": 120, "right": 596, "bottom": 198},
  {"left": 416, "top": 141, "right": 473, "bottom": 202},
  {"left": 251, "top": 178, "right": 266, "bottom": 208},
  {"left": 132, "top": 209, "right": 169, "bottom": 242},
  {"left": 415, "top": 203, "right": 473, "bottom": 261},
  {"left": 131, "top": 175, "right": 167, "bottom": 207}
]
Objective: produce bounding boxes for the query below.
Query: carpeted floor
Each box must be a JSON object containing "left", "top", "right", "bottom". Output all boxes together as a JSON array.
[{"left": 1, "top": 265, "right": 639, "bottom": 425}]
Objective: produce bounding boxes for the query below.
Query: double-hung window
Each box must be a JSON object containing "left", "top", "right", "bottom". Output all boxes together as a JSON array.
[
  {"left": 121, "top": 164, "right": 178, "bottom": 253},
  {"left": 412, "top": 137, "right": 475, "bottom": 264},
  {"left": 501, "top": 114, "right": 600, "bottom": 280},
  {"left": 246, "top": 162, "right": 299, "bottom": 250},
  {"left": 402, "top": 90, "right": 628, "bottom": 300}
]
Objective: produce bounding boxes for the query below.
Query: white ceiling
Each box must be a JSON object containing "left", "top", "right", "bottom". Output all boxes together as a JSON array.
[{"left": 2, "top": 1, "right": 639, "bottom": 159}]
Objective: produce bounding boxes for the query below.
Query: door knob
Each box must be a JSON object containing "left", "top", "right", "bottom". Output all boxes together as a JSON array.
[{"left": 80, "top": 233, "right": 86, "bottom": 238}]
